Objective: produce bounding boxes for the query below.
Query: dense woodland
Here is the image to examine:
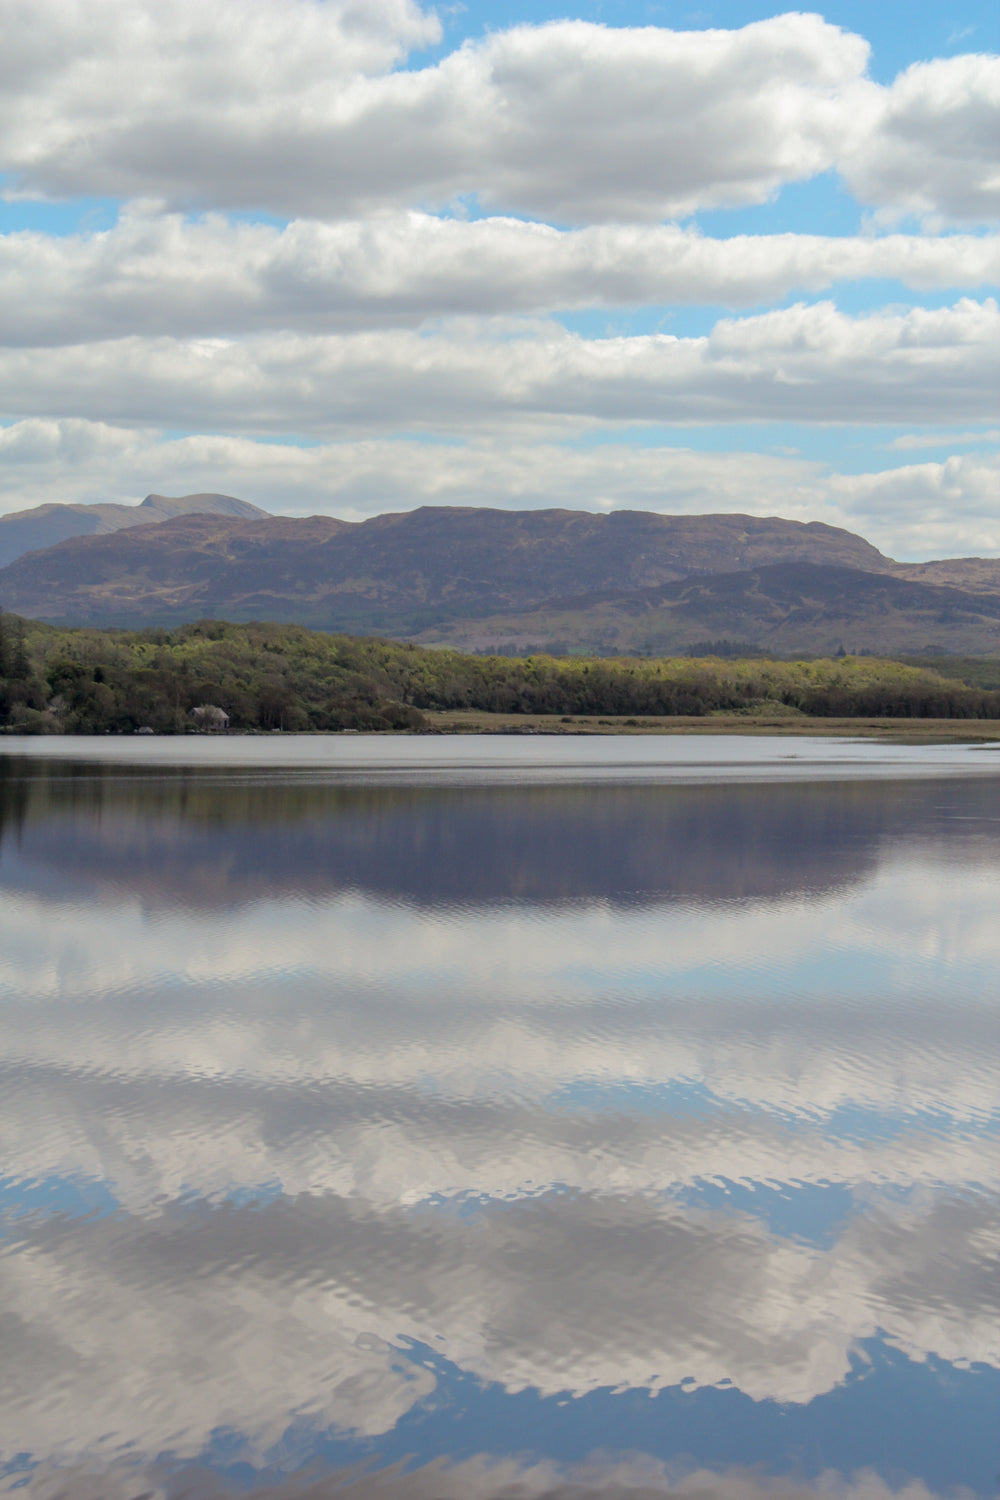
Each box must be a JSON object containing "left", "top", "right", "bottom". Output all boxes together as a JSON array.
[{"left": 0, "top": 614, "right": 998, "bottom": 733}]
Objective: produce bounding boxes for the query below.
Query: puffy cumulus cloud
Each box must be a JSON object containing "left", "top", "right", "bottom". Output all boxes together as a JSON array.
[
  {"left": 840, "top": 54, "right": 1000, "bottom": 225},
  {"left": 0, "top": 0, "right": 439, "bottom": 195},
  {"left": 2, "top": 1181, "right": 1000, "bottom": 1466},
  {"left": 2, "top": 419, "right": 999, "bottom": 561},
  {"left": 2, "top": 213, "right": 1000, "bottom": 344},
  {"left": 0, "top": 301, "right": 996, "bottom": 435},
  {"left": 888, "top": 429, "right": 1000, "bottom": 451},
  {"left": 2, "top": 7, "right": 996, "bottom": 226},
  {"left": 830, "top": 450, "right": 1000, "bottom": 558},
  {"left": 0, "top": 9, "right": 867, "bottom": 221}
]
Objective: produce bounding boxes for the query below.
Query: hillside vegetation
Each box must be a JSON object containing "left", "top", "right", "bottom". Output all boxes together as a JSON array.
[{"left": 1, "top": 615, "right": 998, "bottom": 735}]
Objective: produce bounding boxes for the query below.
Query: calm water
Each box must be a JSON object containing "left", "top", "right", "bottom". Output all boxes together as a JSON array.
[{"left": 1, "top": 737, "right": 999, "bottom": 1499}]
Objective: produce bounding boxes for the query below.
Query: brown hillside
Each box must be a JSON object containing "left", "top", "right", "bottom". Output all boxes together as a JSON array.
[
  {"left": 0, "top": 505, "right": 890, "bottom": 632},
  {"left": 418, "top": 562, "right": 1000, "bottom": 658}
]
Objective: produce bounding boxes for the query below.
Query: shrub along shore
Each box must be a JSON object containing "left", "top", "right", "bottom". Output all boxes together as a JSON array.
[{"left": 0, "top": 614, "right": 998, "bottom": 735}]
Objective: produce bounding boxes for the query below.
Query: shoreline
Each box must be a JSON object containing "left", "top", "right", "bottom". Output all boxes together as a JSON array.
[
  {"left": 420, "top": 711, "right": 1000, "bottom": 743},
  {"left": 4, "top": 712, "right": 1000, "bottom": 746}
]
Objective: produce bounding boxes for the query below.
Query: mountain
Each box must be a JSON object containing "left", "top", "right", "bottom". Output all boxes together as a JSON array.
[
  {"left": 0, "top": 492, "right": 267, "bottom": 570},
  {"left": 416, "top": 562, "right": 1000, "bottom": 658},
  {"left": 0, "top": 500, "right": 998, "bottom": 657},
  {"left": 891, "top": 558, "right": 1000, "bottom": 595},
  {"left": 0, "top": 504, "right": 891, "bottom": 631}
]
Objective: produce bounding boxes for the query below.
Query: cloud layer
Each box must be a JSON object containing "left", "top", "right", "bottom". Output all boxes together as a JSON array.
[
  {"left": 3, "top": 6, "right": 998, "bottom": 225},
  {"left": 3, "top": 416, "right": 999, "bottom": 560},
  {"left": 0, "top": 300, "right": 996, "bottom": 436},
  {"left": 0, "top": 5, "right": 997, "bottom": 559},
  {"left": 2, "top": 213, "right": 999, "bottom": 344}
]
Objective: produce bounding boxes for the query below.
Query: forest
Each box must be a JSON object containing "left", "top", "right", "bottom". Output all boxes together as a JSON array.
[{"left": 1, "top": 613, "right": 998, "bottom": 733}]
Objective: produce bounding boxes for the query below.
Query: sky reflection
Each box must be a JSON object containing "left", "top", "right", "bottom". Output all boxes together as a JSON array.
[{"left": 1, "top": 747, "right": 998, "bottom": 1495}]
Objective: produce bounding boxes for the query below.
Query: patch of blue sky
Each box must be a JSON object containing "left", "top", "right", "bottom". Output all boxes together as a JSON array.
[
  {"left": 695, "top": 173, "right": 863, "bottom": 239},
  {"left": 156, "top": 429, "right": 330, "bottom": 449},
  {"left": 565, "top": 419, "right": 1000, "bottom": 472},
  {"left": 554, "top": 285, "right": 999, "bottom": 342},
  {"left": 128, "top": 422, "right": 1000, "bottom": 474},
  {"left": 798, "top": 281, "right": 1000, "bottom": 316},
  {"left": 0, "top": 183, "right": 120, "bottom": 237},
  {"left": 0, "top": 191, "right": 294, "bottom": 239}
]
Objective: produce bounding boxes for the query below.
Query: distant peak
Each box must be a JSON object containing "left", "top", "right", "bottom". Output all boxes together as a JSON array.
[{"left": 140, "top": 492, "right": 267, "bottom": 519}]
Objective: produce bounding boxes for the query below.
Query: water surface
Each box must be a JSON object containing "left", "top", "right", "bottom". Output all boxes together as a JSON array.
[{"left": 1, "top": 738, "right": 998, "bottom": 1498}]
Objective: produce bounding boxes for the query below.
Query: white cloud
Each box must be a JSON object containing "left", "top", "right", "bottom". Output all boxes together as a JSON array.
[
  {"left": 0, "top": 300, "right": 996, "bottom": 437},
  {"left": 0, "top": 9, "right": 870, "bottom": 221},
  {"left": 0, "top": 1, "right": 439, "bottom": 187},
  {"left": 1, "top": 213, "right": 998, "bottom": 344},
  {"left": 888, "top": 429, "right": 1000, "bottom": 450},
  {"left": 2, "top": 417, "right": 998, "bottom": 560},
  {"left": 3, "top": 8, "right": 996, "bottom": 226},
  {"left": 839, "top": 54, "right": 1000, "bottom": 225},
  {"left": 830, "top": 450, "right": 1000, "bottom": 556}
]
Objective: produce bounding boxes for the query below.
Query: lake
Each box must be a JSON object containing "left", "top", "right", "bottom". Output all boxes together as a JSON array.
[{"left": 1, "top": 736, "right": 999, "bottom": 1498}]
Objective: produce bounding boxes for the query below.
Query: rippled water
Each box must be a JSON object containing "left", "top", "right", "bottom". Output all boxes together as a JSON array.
[{"left": 1, "top": 737, "right": 999, "bottom": 1498}]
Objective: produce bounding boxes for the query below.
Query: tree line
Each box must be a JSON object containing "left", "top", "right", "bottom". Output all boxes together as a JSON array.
[{"left": 1, "top": 612, "right": 998, "bottom": 733}]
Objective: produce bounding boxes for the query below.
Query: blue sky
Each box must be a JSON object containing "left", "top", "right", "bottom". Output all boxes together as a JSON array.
[{"left": 0, "top": 0, "right": 997, "bottom": 558}]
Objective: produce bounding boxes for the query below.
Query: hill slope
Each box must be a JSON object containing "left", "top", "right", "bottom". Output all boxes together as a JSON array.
[
  {"left": 0, "top": 492, "right": 267, "bottom": 570},
  {"left": 417, "top": 562, "right": 1000, "bottom": 657},
  {"left": 1, "top": 502, "right": 999, "bottom": 657},
  {"left": 0, "top": 505, "right": 892, "bottom": 632}
]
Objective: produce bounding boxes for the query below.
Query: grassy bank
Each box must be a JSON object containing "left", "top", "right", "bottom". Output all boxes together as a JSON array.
[
  {"left": 1, "top": 614, "right": 999, "bottom": 735},
  {"left": 422, "top": 710, "right": 1000, "bottom": 742}
]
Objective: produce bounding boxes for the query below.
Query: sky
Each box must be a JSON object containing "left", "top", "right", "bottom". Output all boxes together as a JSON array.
[{"left": 0, "top": 0, "right": 997, "bottom": 560}]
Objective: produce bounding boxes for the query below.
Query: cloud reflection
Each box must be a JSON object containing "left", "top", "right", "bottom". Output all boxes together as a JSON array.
[
  {"left": 3, "top": 1185, "right": 1000, "bottom": 1463},
  {"left": 7, "top": 1455, "right": 962, "bottom": 1500},
  {"left": 1, "top": 764, "right": 999, "bottom": 1480}
]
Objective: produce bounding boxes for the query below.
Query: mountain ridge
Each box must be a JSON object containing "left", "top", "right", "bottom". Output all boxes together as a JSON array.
[
  {"left": 1, "top": 501, "right": 999, "bottom": 657},
  {"left": 0, "top": 504, "right": 892, "bottom": 630}
]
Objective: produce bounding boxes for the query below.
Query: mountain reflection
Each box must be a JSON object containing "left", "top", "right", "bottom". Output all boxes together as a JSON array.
[
  {"left": 1, "top": 751, "right": 999, "bottom": 1494},
  {"left": 2, "top": 757, "right": 999, "bottom": 907}
]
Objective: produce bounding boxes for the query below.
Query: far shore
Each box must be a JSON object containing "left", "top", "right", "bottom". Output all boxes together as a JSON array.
[
  {"left": 5, "top": 713, "right": 1000, "bottom": 746},
  {"left": 420, "top": 710, "right": 1000, "bottom": 743}
]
